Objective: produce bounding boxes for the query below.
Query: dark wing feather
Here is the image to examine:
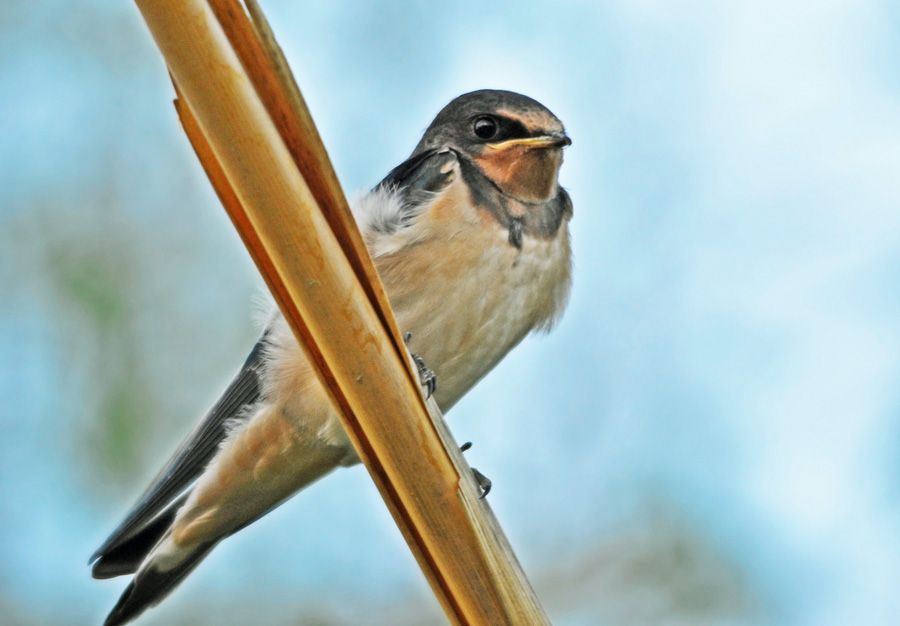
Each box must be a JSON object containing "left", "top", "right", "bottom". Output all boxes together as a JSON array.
[
  {"left": 370, "top": 148, "right": 459, "bottom": 233},
  {"left": 90, "top": 334, "right": 268, "bottom": 563},
  {"left": 376, "top": 148, "right": 441, "bottom": 190},
  {"left": 91, "top": 494, "right": 188, "bottom": 579},
  {"left": 103, "top": 540, "right": 217, "bottom": 626}
]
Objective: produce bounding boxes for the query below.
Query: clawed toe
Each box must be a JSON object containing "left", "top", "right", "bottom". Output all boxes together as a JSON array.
[
  {"left": 460, "top": 442, "right": 491, "bottom": 497},
  {"left": 405, "top": 332, "right": 437, "bottom": 398},
  {"left": 471, "top": 468, "right": 492, "bottom": 499},
  {"left": 412, "top": 353, "right": 436, "bottom": 398}
]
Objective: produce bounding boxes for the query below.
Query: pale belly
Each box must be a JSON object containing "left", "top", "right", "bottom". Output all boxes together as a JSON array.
[
  {"left": 262, "top": 187, "right": 571, "bottom": 458},
  {"left": 378, "top": 217, "right": 571, "bottom": 410}
]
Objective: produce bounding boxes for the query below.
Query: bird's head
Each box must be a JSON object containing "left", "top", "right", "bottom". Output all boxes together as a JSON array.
[{"left": 414, "top": 89, "right": 571, "bottom": 204}]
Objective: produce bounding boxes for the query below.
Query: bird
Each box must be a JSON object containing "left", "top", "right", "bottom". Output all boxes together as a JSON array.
[{"left": 90, "top": 89, "right": 573, "bottom": 625}]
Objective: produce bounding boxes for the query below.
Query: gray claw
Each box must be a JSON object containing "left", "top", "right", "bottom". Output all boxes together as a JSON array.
[
  {"left": 404, "top": 331, "right": 437, "bottom": 398},
  {"left": 411, "top": 351, "right": 437, "bottom": 399},
  {"left": 472, "top": 468, "right": 492, "bottom": 499},
  {"left": 459, "top": 441, "right": 490, "bottom": 497}
]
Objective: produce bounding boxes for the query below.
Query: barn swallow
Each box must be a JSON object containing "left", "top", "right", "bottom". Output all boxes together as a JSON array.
[{"left": 91, "top": 89, "right": 573, "bottom": 625}]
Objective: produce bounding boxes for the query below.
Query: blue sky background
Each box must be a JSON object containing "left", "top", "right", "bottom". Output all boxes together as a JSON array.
[{"left": 2, "top": 1, "right": 900, "bottom": 624}]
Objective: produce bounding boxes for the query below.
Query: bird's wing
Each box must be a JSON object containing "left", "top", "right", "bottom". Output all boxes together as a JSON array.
[
  {"left": 379, "top": 148, "right": 460, "bottom": 198},
  {"left": 356, "top": 148, "right": 459, "bottom": 235},
  {"left": 90, "top": 334, "right": 268, "bottom": 563},
  {"left": 378, "top": 147, "right": 453, "bottom": 188}
]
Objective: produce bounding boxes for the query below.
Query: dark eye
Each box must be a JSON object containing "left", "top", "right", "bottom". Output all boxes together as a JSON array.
[{"left": 473, "top": 116, "right": 498, "bottom": 140}]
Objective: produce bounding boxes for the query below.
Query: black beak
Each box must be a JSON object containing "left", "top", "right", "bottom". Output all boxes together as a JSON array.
[{"left": 555, "top": 132, "right": 572, "bottom": 147}]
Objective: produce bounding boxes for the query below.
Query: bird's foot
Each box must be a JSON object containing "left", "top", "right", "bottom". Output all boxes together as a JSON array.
[
  {"left": 412, "top": 354, "right": 437, "bottom": 399},
  {"left": 404, "top": 332, "right": 437, "bottom": 399},
  {"left": 471, "top": 468, "right": 492, "bottom": 499},
  {"left": 459, "top": 441, "right": 492, "bottom": 499}
]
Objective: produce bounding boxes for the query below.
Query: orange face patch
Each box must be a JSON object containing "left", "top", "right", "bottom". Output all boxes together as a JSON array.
[{"left": 474, "top": 142, "right": 563, "bottom": 204}]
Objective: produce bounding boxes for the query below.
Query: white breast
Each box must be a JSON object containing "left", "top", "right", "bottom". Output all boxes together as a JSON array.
[
  {"left": 258, "top": 181, "right": 571, "bottom": 457},
  {"left": 368, "top": 182, "right": 572, "bottom": 410}
]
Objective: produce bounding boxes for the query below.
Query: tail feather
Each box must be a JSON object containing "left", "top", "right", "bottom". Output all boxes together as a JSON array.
[
  {"left": 91, "top": 495, "right": 186, "bottom": 579},
  {"left": 103, "top": 541, "right": 217, "bottom": 626}
]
